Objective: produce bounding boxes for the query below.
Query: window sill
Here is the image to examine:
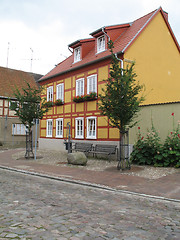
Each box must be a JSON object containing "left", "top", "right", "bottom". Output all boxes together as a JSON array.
[
  {"left": 86, "top": 136, "right": 96, "bottom": 140},
  {"left": 75, "top": 136, "right": 84, "bottom": 139},
  {"left": 73, "top": 59, "right": 82, "bottom": 64},
  {"left": 96, "top": 49, "right": 106, "bottom": 55}
]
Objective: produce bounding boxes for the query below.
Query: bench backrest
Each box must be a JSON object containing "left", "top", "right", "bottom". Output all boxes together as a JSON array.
[
  {"left": 75, "top": 143, "right": 93, "bottom": 151},
  {"left": 95, "top": 144, "right": 117, "bottom": 154}
]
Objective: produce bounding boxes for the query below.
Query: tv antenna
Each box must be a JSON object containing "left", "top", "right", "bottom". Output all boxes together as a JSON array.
[
  {"left": 30, "top": 48, "right": 33, "bottom": 72},
  {"left": 21, "top": 48, "right": 40, "bottom": 72},
  {"left": 6, "top": 42, "right": 10, "bottom": 68}
]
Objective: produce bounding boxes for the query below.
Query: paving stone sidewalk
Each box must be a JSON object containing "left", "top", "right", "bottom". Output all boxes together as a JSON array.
[
  {"left": 1, "top": 168, "right": 180, "bottom": 240},
  {"left": 0, "top": 148, "right": 180, "bottom": 200}
]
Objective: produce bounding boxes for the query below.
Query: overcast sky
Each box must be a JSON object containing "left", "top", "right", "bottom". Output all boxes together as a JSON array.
[{"left": 0, "top": 0, "right": 179, "bottom": 75}]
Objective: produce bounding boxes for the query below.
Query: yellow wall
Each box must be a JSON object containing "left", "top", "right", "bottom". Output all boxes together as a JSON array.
[
  {"left": 125, "top": 12, "right": 180, "bottom": 105},
  {"left": 40, "top": 11, "right": 180, "bottom": 146}
]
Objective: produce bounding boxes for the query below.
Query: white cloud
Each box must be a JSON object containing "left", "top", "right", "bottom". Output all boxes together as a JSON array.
[
  {"left": 0, "top": 0, "right": 179, "bottom": 75},
  {"left": 0, "top": 20, "right": 71, "bottom": 74}
]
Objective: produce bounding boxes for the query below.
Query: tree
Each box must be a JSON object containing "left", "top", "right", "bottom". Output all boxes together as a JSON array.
[
  {"left": 98, "top": 40, "right": 145, "bottom": 169},
  {"left": 9, "top": 82, "right": 49, "bottom": 158}
]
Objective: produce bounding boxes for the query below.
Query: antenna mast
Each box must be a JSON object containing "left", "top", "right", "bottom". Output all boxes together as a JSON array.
[
  {"left": 6, "top": 42, "right": 10, "bottom": 68},
  {"left": 30, "top": 48, "right": 33, "bottom": 72}
]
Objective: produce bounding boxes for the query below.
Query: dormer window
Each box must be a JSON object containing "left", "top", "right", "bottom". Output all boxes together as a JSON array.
[
  {"left": 74, "top": 47, "right": 81, "bottom": 63},
  {"left": 97, "top": 35, "right": 105, "bottom": 53}
]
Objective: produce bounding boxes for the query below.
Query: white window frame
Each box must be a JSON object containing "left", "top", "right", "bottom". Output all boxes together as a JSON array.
[
  {"left": 75, "top": 117, "right": 84, "bottom": 139},
  {"left": 46, "top": 119, "right": 53, "bottom": 137},
  {"left": 97, "top": 35, "right": 105, "bottom": 53},
  {"left": 74, "top": 46, "right": 81, "bottom": 63},
  {"left": 86, "top": 116, "right": 97, "bottom": 139},
  {"left": 9, "top": 100, "right": 19, "bottom": 111},
  {"left": 12, "top": 123, "right": 26, "bottom": 135},
  {"left": 56, "top": 118, "right": 63, "bottom": 138},
  {"left": 56, "top": 83, "right": 64, "bottom": 102},
  {"left": 76, "top": 78, "right": 84, "bottom": 96},
  {"left": 87, "top": 74, "right": 97, "bottom": 94},
  {"left": 47, "top": 86, "right": 53, "bottom": 102}
]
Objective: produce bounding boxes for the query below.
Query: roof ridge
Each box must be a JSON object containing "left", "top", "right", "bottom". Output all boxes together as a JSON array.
[
  {"left": 133, "top": 8, "right": 158, "bottom": 22},
  {"left": 121, "top": 7, "right": 160, "bottom": 53}
]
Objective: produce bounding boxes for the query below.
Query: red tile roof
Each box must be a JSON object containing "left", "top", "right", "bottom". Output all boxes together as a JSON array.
[
  {"left": 0, "top": 67, "right": 41, "bottom": 98},
  {"left": 40, "top": 7, "right": 180, "bottom": 82}
]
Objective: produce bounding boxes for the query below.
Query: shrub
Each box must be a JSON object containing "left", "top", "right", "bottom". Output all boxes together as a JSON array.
[
  {"left": 160, "top": 127, "right": 180, "bottom": 168},
  {"left": 131, "top": 113, "right": 180, "bottom": 168},
  {"left": 130, "top": 125, "right": 161, "bottom": 165}
]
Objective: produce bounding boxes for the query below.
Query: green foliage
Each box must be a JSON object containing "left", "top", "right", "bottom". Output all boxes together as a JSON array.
[
  {"left": 44, "top": 101, "right": 54, "bottom": 107},
  {"left": 73, "top": 92, "right": 97, "bottom": 103},
  {"left": 9, "top": 82, "right": 49, "bottom": 131},
  {"left": 54, "top": 99, "right": 64, "bottom": 106},
  {"left": 84, "top": 92, "right": 97, "bottom": 101},
  {"left": 131, "top": 118, "right": 180, "bottom": 168},
  {"left": 130, "top": 125, "right": 161, "bottom": 165},
  {"left": 160, "top": 128, "right": 180, "bottom": 167},
  {"left": 98, "top": 40, "right": 144, "bottom": 132}
]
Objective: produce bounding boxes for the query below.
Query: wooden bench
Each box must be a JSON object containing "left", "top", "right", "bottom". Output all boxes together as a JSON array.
[
  {"left": 74, "top": 142, "right": 93, "bottom": 155},
  {"left": 91, "top": 144, "right": 117, "bottom": 159}
]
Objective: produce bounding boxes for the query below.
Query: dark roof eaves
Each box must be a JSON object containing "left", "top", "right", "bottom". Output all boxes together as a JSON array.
[{"left": 38, "top": 54, "right": 114, "bottom": 82}]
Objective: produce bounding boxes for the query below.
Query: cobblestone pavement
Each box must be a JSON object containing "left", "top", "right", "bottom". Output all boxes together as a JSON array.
[{"left": 0, "top": 168, "right": 180, "bottom": 240}]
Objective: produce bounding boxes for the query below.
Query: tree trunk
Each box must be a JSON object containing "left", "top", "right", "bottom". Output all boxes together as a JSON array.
[
  {"left": 25, "top": 129, "right": 34, "bottom": 159},
  {"left": 117, "top": 129, "right": 131, "bottom": 170}
]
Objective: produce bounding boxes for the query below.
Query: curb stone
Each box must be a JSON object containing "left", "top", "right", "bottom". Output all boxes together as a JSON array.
[{"left": 0, "top": 165, "right": 180, "bottom": 203}]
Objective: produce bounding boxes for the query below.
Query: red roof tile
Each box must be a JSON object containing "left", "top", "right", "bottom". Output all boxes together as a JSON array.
[
  {"left": 0, "top": 67, "right": 41, "bottom": 98},
  {"left": 40, "top": 7, "right": 180, "bottom": 82}
]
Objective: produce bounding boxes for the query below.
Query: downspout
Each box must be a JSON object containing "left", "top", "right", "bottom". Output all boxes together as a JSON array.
[
  {"left": 102, "top": 27, "right": 124, "bottom": 69},
  {"left": 101, "top": 26, "right": 123, "bottom": 68},
  {"left": 102, "top": 27, "right": 111, "bottom": 42},
  {"left": 115, "top": 53, "right": 124, "bottom": 71}
]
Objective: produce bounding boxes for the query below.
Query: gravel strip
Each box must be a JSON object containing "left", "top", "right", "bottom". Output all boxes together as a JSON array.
[{"left": 12, "top": 149, "right": 180, "bottom": 180}]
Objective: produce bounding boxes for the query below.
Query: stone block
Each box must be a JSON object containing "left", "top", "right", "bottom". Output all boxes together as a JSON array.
[{"left": 67, "top": 152, "right": 87, "bottom": 166}]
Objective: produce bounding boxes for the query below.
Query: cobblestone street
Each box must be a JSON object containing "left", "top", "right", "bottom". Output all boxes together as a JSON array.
[{"left": 0, "top": 168, "right": 180, "bottom": 239}]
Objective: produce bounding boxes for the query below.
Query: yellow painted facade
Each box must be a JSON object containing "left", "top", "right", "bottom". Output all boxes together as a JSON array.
[
  {"left": 40, "top": 10, "right": 180, "bottom": 146},
  {"left": 125, "top": 12, "right": 180, "bottom": 105}
]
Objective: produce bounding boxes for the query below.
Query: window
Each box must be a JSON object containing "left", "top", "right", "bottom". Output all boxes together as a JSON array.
[
  {"left": 56, "top": 118, "right": 63, "bottom": 138},
  {"left": 87, "top": 117, "right": 97, "bottom": 139},
  {"left": 76, "top": 78, "right": 84, "bottom": 96},
  {"left": 74, "top": 47, "right": 81, "bottom": 63},
  {"left": 46, "top": 119, "right": 53, "bottom": 137},
  {"left": 75, "top": 117, "right": 84, "bottom": 138},
  {"left": 97, "top": 35, "right": 105, "bottom": 53},
  {"left": 47, "top": 86, "right": 53, "bottom": 102},
  {"left": 9, "top": 101, "right": 19, "bottom": 110},
  {"left": 56, "top": 83, "right": 64, "bottom": 101},
  {"left": 12, "top": 124, "right": 26, "bottom": 135},
  {"left": 87, "top": 74, "right": 97, "bottom": 94}
]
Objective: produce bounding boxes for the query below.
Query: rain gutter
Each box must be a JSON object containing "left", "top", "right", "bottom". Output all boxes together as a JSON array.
[
  {"left": 38, "top": 54, "right": 114, "bottom": 82},
  {"left": 0, "top": 96, "right": 16, "bottom": 100}
]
